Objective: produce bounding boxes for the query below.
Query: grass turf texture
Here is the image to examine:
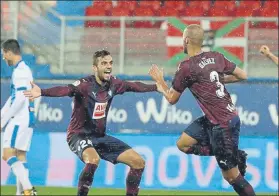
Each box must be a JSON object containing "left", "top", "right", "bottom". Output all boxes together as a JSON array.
[{"left": 1, "top": 186, "right": 277, "bottom": 195}]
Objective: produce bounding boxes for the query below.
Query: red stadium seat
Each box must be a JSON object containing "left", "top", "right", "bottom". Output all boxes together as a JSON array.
[
  {"left": 110, "top": 7, "right": 131, "bottom": 28},
  {"left": 253, "top": 5, "right": 278, "bottom": 29},
  {"left": 133, "top": 7, "right": 155, "bottom": 16},
  {"left": 163, "top": 0, "right": 186, "bottom": 11},
  {"left": 157, "top": 6, "right": 179, "bottom": 16},
  {"left": 85, "top": 6, "right": 107, "bottom": 27},
  {"left": 115, "top": 1, "right": 137, "bottom": 11},
  {"left": 263, "top": 0, "right": 278, "bottom": 9},
  {"left": 133, "top": 7, "right": 155, "bottom": 28},
  {"left": 180, "top": 6, "right": 206, "bottom": 17},
  {"left": 238, "top": 0, "right": 262, "bottom": 9},
  {"left": 207, "top": 7, "right": 234, "bottom": 17},
  {"left": 85, "top": 6, "right": 106, "bottom": 16},
  {"left": 92, "top": 0, "right": 113, "bottom": 10},
  {"left": 213, "top": 1, "right": 236, "bottom": 11},
  {"left": 260, "top": 6, "right": 278, "bottom": 17},
  {"left": 235, "top": 6, "right": 257, "bottom": 17},
  {"left": 111, "top": 7, "right": 131, "bottom": 16},
  {"left": 187, "top": 1, "right": 212, "bottom": 12},
  {"left": 139, "top": 0, "right": 162, "bottom": 11}
]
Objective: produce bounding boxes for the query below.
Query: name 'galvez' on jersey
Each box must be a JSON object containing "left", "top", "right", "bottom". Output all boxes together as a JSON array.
[
  {"left": 172, "top": 51, "right": 237, "bottom": 127},
  {"left": 41, "top": 75, "right": 157, "bottom": 140}
]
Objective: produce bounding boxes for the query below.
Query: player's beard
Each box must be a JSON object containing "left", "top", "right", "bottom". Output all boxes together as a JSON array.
[
  {"left": 98, "top": 71, "right": 110, "bottom": 82},
  {"left": 184, "top": 47, "right": 188, "bottom": 54},
  {"left": 183, "top": 40, "right": 188, "bottom": 54}
]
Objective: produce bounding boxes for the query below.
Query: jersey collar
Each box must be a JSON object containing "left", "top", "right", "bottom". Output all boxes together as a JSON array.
[{"left": 14, "top": 60, "right": 23, "bottom": 68}]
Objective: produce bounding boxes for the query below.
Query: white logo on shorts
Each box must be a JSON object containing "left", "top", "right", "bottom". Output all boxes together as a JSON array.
[
  {"left": 220, "top": 160, "right": 227, "bottom": 165},
  {"left": 108, "top": 90, "right": 112, "bottom": 97}
]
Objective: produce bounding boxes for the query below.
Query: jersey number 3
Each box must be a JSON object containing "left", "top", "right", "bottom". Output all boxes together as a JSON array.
[{"left": 210, "top": 71, "right": 225, "bottom": 98}]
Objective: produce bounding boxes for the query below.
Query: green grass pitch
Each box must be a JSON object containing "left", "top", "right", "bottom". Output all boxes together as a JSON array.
[{"left": 1, "top": 186, "right": 277, "bottom": 195}]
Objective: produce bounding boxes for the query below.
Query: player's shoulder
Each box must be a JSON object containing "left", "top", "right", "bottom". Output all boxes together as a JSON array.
[
  {"left": 13, "top": 61, "right": 32, "bottom": 77},
  {"left": 71, "top": 75, "right": 93, "bottom": 87},
  {"left": 81, "top": 75, "right": 94, "bottom": 83},
  {"left": 178, "top": 59, "right": 190, "bottom": 69},
  {"left": 207, "top": 51, "right": 232, "bottom": 63},
  {"left": 110, "top": 75, "right": 122, "bottom": 83},
  {"left": 108, "top": 75, "right": 125, "bottom": 88},
  {"left": 208, "top": 51, "right": 224, "bottom": 58},
  {"left": 176, "top": 59, "right": 191, "bottom": 75}
]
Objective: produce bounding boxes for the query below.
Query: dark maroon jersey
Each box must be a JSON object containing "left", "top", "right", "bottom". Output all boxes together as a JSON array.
[
  {"left": 41, "top": 75, "right": 157, "bottom": 139},
  {"left": 172, "top": 51, "right": 237, "bottom": 126}
]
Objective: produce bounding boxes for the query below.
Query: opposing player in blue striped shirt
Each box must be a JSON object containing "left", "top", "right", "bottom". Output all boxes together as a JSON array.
[{"left": 1, "top": 39, "right": 37, "bottom": 196}]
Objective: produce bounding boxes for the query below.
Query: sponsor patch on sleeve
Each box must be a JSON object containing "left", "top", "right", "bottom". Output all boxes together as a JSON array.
[{"left": 72, "top": 80, "right": 81, "bottom": 86}]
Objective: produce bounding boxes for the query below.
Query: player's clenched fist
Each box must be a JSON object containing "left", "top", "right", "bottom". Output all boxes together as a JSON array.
[
  {"left": 259, "top": 45, "right": 278, "bottom": 65},
  {"left": 149, "top": 64, "right": 164, "bottom": 82},
  {"left": 23, "top": 81, "right": 42, "bottom": 99},
  {"left": 260, "top": 45, "right": 270, "bottom": 56}
]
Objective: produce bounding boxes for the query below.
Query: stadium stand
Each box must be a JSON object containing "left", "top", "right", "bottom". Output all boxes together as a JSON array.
[
  {"left": 82, "top": 0, "right": 278, "bottom": 28},
  {"left": 1, "top": 0, "right": 278, "bottom": 78}
]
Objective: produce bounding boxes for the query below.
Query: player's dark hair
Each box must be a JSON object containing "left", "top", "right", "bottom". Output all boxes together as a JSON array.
[
  {"left": 93, "top": 49, "right": 110, "bottom": 65},
  {"left": 1, "top": 39, "right": 21, "bottom": 55}
]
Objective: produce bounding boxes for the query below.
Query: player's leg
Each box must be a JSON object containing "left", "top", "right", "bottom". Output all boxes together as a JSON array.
[
  {"left": 14, "top": 126, "right": 36, "bottom": 195},
  {"left": 95, "top": 135, "right": 144, "bottom": 196},
  {"left": 68, "top": 134, "right": 99, "bottom": 196},
  {"left": 2, "top": 124, "right": 35, "bottom": 195},
  {"left": 237, "top": 149, "right": 248, "bottom": 176},
  {"left": 16, "top": 150, "right": 28, "bottom": 195},
  {"left": 211, "top": 116, "right": 255, "bottom": 196},
  {"left": 78, "top": 147, "right": 99, "bottom": 196},
  {"left": 15, "top": 127, "right": 36, "bottom": 195},
  {"left": 177, "top": 116, "right": 248, "bottom": 176},
  {"left": 117, "top": 149, "right": 145, "bottom": 196},
  {"left": 176, "top": 116, "right": 213, "bottom": 156}
]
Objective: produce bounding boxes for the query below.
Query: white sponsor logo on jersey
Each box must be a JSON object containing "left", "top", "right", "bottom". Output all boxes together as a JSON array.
[{"left": 92, "top": 102, "right": 108, "bottom": 119}]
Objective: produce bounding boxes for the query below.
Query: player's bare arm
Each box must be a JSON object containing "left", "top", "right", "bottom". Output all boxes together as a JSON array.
[
  {"left": 260, "top": 45, "right": 278, "bottom": 65},
  {"left": 223, "top": 67, "right": 248, "bottom": 84},
  {"left": 149, "top": 64, "right": 181, "bottom": 104}
]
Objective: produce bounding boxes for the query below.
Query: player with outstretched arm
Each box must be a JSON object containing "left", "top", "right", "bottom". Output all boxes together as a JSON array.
[
  {"left": 24, "top": 50, "right": 157, "bottom": 196},
  {"left": 149, "top": 24, "right": 256, "bottom": 196}
]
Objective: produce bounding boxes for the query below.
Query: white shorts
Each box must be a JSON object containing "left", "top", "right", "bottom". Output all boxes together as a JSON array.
[{"left": 3, "top": 120, "right": 33, "bottom": 152}]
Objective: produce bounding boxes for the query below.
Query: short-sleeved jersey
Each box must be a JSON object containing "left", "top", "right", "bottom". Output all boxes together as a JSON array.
[
  {"left": 11, "top": 60, "right": 35, "bottom": 126},
  {"left": 40, "top": 75, "right": 156, "bottom": 139},
  {"left": 172, "top": 51, "right": 237, "bottom": 126}
]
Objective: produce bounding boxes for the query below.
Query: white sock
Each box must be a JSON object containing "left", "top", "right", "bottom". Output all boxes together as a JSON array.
[
  {"left": 16, "top": 162, "right": 29, "bottom": 195},
  {"left": 7, "top": 157, "right": 32, "bottom": 191},
  {"left": 16, "top": 177, "right": 23, "bottom": 195}
]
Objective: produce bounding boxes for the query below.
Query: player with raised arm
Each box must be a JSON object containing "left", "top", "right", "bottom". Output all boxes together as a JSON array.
[
  {"left": 149, "top": 25, "right": 255, "bottom": 196},
  {"left": 1, "top": 39, "right": 37, "bottom": 196},
  {"left": 260, "top": 45, "right": 278, "bottom": 65},
  {"left": 24, "top": 50, "right": 157, "bottom": 196}
]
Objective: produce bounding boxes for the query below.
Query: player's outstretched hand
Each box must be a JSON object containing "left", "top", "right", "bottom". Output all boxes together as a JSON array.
[
  {"left": 23, "top": 81, "right": 42, "bottom": 99},
  {"left": 149, "top": 64, "right": 164, "bottom": 82},
  {"left": 260, "top": 45, "right": 270, "bottom": 56},
  {"left": 155, "top": 82, "right": 164, "bottom": 93}
]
